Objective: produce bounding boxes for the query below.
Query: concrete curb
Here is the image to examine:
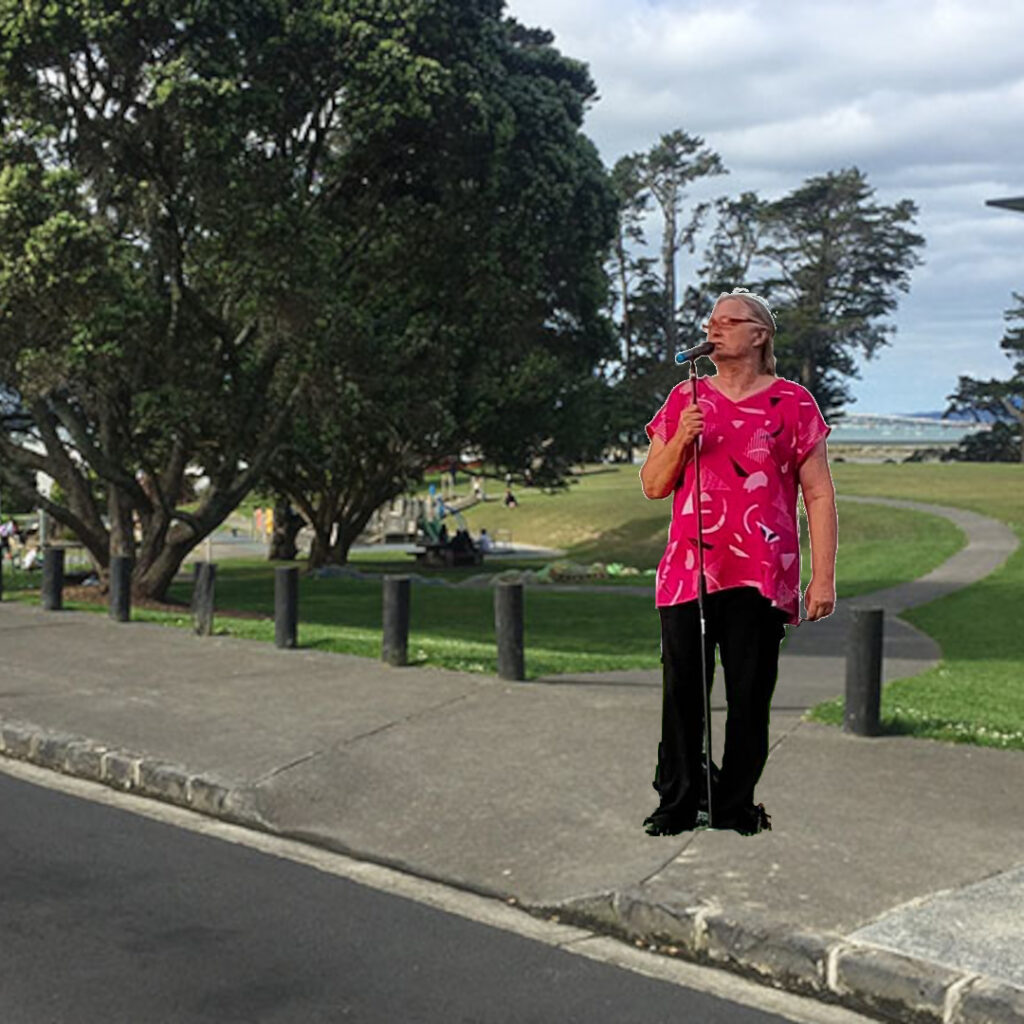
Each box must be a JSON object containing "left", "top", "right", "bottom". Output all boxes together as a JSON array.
[
  {"left": 3, "top": 715, "right": 1023, "bottom": 1024},
  {"left": 0, "top": 717, "right": 245, "bottom": 825},
  {"left": 525, "top": 886, "right": 1024, "bottom": 1024}
]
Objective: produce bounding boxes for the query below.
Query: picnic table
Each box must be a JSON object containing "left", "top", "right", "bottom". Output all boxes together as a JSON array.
[{"left": 413, "top": 541, "right": 483, "bottom": 568}]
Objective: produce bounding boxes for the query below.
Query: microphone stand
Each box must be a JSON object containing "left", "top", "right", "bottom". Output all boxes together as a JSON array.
[{"left": 688, "top": 357, "right": 715, "bottom": 828}]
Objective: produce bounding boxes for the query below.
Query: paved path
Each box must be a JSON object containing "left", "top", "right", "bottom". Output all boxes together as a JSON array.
[{"left": 0, "top": 494, "right": 1020, "bottom": 1023}]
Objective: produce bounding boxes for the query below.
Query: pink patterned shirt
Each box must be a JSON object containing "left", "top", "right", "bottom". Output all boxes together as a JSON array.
[{"left": 645, "top": 375, "right": 831, "bottom": 626}]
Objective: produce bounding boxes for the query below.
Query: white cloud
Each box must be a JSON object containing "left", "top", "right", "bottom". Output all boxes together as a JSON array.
[{"left": 505, "top": 0, "right": 1024, "bottom": 412}]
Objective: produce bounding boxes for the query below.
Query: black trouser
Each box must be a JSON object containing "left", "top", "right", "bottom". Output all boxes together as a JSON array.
[{"left": 654, "top": 586, "right": 788, "bottom": 824}]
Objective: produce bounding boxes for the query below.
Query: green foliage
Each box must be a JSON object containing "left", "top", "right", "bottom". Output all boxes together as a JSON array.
[
  {"left": 0, "top": 0, "right": 618, "bottom": 590},
  {"left": 942, "top": 290, "right": 1024, "bottom": 462},
  {"left": 1, "top": 0, "right": 371, "bottom": 592},
  {"left": 608, "top": 156, "right": 926, "bottom": 433},
  {"left": 265, "top": 7, "right": 620, "bottom": 565},
  {"left": 734, "top": 167, "right": 925, "bottom": 418},
  {"left": 944, "top": 421, "right": 1021, "bottom": 463}
]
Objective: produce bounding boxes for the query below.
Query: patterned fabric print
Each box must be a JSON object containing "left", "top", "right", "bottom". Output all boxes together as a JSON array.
[{"left": 645, "top": 376, "right": 831, "bottom": 626}]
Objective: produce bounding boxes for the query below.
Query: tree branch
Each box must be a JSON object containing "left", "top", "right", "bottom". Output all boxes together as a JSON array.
[{"left": 46, "top": 393, "right": 148, "bottom": 503}]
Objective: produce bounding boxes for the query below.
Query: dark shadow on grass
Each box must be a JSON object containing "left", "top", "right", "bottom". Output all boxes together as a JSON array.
[{"left": 565, "top": 513, "right": 669, "bottom": 566}]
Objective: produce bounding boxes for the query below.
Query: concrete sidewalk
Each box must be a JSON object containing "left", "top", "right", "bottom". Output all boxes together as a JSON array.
[{"left": 1, "top": 495, "right": 1021, "bottom": 1023}]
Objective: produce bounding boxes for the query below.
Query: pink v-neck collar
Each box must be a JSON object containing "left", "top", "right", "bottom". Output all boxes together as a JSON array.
[{"left": 704, "top": 376, "right": 782, "bottom": 404}]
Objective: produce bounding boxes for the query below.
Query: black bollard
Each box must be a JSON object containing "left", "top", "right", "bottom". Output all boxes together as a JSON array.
[
  {"left": 495, "top": 581, "right": 525, "bottom": 681},
  {"left": 41, "top": 546, "right": 64, "bottom": 611},
  {"left": 274, "top": 565, "right": 298, "bottom": 649},
  {"left": 193, "top": 562, "right": 217, "bottom": 636},
  {"left": 381, "top": 575, "right": 411, "bottom": 666},
  {"left": 844, "top": 607, "right": 884, "bottom": 736},
  {"left": 109, "top": 555, "right": 133, "bottom": 622},
  {"left": 190, "top": 561, "right": 205, "bottom": 619}
]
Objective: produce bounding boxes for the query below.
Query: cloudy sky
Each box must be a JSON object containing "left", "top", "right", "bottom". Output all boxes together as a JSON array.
[{"left": 504, "top": 0, "right": 1024, "bottom": 415}]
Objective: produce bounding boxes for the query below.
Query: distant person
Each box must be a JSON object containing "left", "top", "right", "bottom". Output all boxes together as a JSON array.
[
  {"left": 0, "top": 519, "right": 17, "bottom": 558},
  {"left": 503, "top": 488, "right": 518, "bottom": 509},
  {"left": 472, "top": 476, "right": 484, "bottom": 501},
  {"left": 478, "top": 528, "right": 493, "bottom": 552},
  {"left": 639, "top": 288, "right": 837, "bottom": 838}
]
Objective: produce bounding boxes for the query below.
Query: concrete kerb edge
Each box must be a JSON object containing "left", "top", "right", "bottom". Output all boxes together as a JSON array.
[
  {"left": 0, "top": 715, "right": 258, "bottom": 828},
  {"left": 528, "top": 888, "right": 1024, "bottom": 1024}
]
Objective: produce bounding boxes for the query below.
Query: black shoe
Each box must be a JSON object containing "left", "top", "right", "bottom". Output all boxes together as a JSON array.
[
  {"left": 711, "top": 803, "right": 772, "bottom": 836},
  {"left": 642, "top": 809, "right": 700, "bottom": 836}
]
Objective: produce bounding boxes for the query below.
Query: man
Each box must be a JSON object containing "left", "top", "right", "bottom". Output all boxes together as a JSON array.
[{"left": 639, "top": 288, "right": 837, "bottom": 836}]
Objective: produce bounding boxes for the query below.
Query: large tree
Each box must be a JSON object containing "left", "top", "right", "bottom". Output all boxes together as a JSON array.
[
  {"left": 943, "top": 291, "right": 1024, "bottom": 462},
  {"left": 607, "top": 130, "right": 725, "bottom": 457},
  {"left": 0, "top": 0, "right": 539, "bottom": 595},
  {"left": 753, "top": 167, "right": 926, "bottom": 417},
  {"left": 631, "top": 131, "right": 725, "bottom": 359},
  {"left": 264, "top": 15, "right": 620, "bottom": 567}
]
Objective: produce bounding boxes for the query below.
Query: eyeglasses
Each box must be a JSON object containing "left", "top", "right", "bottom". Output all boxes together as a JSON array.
[{"left": 702, "top": 317, "right": 762, "bottom": 332}]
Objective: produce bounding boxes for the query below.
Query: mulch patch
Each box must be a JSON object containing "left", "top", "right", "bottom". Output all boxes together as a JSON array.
[{"left": 60, "top": 585, "right": 271, "bottom": 620}]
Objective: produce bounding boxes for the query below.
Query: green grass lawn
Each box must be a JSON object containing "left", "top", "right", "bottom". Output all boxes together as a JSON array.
[
  {"left": 3, "top": 490, "right": 963, "bottom": 678},
  {"left": 4, "top": 461, "right": 1021, "bottom": 750},
  {"left": 803, "top": 462, "right": 1024, "bottom": 750}
]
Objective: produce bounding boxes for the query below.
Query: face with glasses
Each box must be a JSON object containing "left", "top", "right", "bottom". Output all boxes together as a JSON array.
[{"left": 701, "top": 298, "right": 769, "bottom": 360}]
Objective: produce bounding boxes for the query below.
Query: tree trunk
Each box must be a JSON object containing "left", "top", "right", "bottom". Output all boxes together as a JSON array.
[
  {"left": 299, "top": 486, "right": 340, "bottom": 570},
  {"left": 616, "top": 226, "right": 634, "bottom": 464},
  {"left": 108, "top": 483, "right": 136, "bottom": 560},
  {"left": 662, "top": 195, "right": 678, "bottom": 359},
  {"left": 133, "top": 529, "right": 197, "bottom": 601},
  {"left": 307, "top": 525, "right": 334, "bottom": 568},
  {"left": 328, "top": 518, "right": 367, "bottom": 567},
  {"left": 132, "top": 485, "right": 258, "bottom": 600},
  {"left": 269, "top": 499, "right": 302, "bottom": 560}
]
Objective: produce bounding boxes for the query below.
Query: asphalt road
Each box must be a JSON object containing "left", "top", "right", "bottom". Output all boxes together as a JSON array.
[{"left": 0, "top": 765, "right": 871, "bottom": 1024}]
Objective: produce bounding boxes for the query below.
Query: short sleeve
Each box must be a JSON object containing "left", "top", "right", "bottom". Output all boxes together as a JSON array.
[
  {"left": 645, "top": 384, "right": 688, "bottom": 444},
  {"left": 795, "top": 390, "right": 832, "bottom": 466}
]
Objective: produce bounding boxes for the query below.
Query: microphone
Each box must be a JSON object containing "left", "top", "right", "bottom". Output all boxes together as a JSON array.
[{"left": 675, "top": 340, "right": 715, "bottom": 365}]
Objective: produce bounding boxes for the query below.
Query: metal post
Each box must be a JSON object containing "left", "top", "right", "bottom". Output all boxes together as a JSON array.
[
  {"left": 274, "top": 565, "right": 298, "bottom": 649},
  {"left": 689, "top": 359, "right": 714, "bottom": 825},
  {"left": 381, "top": 575, "right": 411, "bottom": 666},
  {"left": 193, "top": 562, "right": 216, "bottom": 637},
  {"left": 41, "top": 546, "right": 64, "bottom": 611},
  {"left": 844, "top": 607, "right": 884, "bottom": 736},
  {"left": 109, "top": 555, "right": 133, "bottom": 622},
  {"left": 495, "top": 581, "right": 525, "bottom": 681}
]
